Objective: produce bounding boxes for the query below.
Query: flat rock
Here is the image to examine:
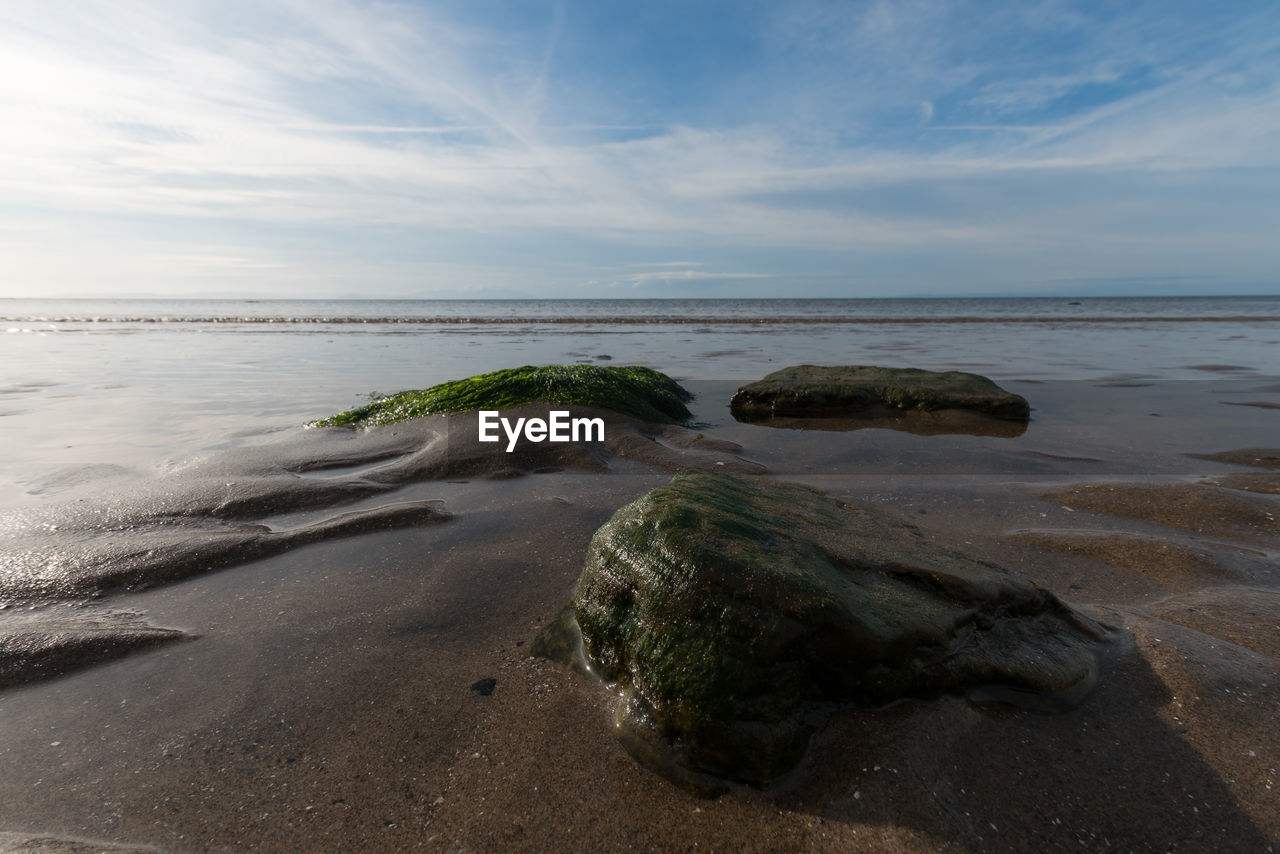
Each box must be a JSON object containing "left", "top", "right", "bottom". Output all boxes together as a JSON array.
[
  {"left": 573, "top": 471, "right": 1105, "bottom": 788},
  {"left": 729, "top": 365, "right": 1031, "bottom": 424}
]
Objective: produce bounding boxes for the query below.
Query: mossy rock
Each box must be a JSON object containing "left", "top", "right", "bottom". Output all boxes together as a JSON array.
[
  {"left": 311, "top": 365, "right": 692, "bottom": 428},
  {"left": 730, "top": 365, "right": 1030, "bottom": 422},
  {"left": 573, "top": 471, "right": 1104, "bottom": 788}
]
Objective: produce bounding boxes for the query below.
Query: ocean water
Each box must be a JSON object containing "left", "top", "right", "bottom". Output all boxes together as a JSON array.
[
  {"left": 2, "top": 296, "right": 1278, "bottom": 506},
  {"left": 6, "top": 295, "right": 1280, "bottom": 323}
]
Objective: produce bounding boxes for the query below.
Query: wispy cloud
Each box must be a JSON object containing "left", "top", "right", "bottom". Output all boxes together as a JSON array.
[
  {"left": 0, "top": 0, "right": 1277, "bottom": 296},
  {"left": 609, "top": 270, "right": 773, "bottom": 283},
  {"left": 967, "top": 68, "right": 1126, "bottom": 113}
]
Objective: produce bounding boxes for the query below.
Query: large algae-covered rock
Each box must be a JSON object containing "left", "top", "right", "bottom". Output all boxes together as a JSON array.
[
  {"left": 730, "top": 365, "right": 1030, "bottom": 422},
  {"left": 573, "top": 471, "right": 1104, "bottom": 788},
  {"left": 311, "top": 364, "right": 692, "bottom": 428}
]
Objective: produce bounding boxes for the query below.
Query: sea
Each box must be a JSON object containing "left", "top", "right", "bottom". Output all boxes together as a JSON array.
[{"left": 2, "top": 296, "right": 1279, "bottom": 507}]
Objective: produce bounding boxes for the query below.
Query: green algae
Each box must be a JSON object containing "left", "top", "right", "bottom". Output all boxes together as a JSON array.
[
  {"left": 530, "top": 604, "right": 596, "bottom": 678},
  {"left": 310, "top": 364, "right": 693, "bottom": 428},
  {"left": 572, "top": 470, "right": 1105, "bottom": 788}
]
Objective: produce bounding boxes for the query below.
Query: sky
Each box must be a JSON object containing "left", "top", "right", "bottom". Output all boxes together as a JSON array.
[{"left": 1, "top": 0, "right": 1277, "bottom": 299}]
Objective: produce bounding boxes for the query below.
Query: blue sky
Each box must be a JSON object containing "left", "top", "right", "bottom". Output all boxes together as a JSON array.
[{"left": 1, "top": 0, "right": 1277, "bottom": 298}]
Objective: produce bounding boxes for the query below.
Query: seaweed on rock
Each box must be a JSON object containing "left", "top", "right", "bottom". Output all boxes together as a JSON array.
[{"left": 312, "top": 365, "right": 693, "bottom": 428}]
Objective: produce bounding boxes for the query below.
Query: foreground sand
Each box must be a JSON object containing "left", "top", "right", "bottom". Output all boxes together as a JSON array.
[{"left": 0, "top": 379, "right": 1277, "bottom": 852}]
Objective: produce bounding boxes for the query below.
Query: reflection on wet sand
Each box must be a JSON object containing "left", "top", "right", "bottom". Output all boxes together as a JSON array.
[{"left": 0, "top": 405, "right": 752, "bottom": 687}]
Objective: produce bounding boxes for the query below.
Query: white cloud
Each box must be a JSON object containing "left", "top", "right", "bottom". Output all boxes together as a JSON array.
[
  {"left": 0, "top": 0, "right": 1277, "bottom": 296},
  {"left": 967, "top": 68, "right": 1124, "bottom": 112},
  {"left": 617, "top": 270, "right": 772, "bottom": 283}
]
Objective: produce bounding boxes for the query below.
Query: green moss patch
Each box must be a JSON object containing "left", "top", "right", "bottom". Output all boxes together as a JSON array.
[
  {"left": 311, "top": 364, "right": 693, "bottom": 428},
  {"left": 574, "top": 470, "right": 1106, "bottom": 787}
]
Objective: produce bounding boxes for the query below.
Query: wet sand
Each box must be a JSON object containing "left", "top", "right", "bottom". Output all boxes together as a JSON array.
[{"left": 1, "top": 381, "right": 1278, "bottom": 852}]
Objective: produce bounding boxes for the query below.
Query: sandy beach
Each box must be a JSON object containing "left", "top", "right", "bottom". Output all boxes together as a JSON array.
[
  {"left": 1, "top": 369, "right": 1277, "bottom": 853},
  {"left": 4, "top": 0, "right": 1279, "bottom": 839}
]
